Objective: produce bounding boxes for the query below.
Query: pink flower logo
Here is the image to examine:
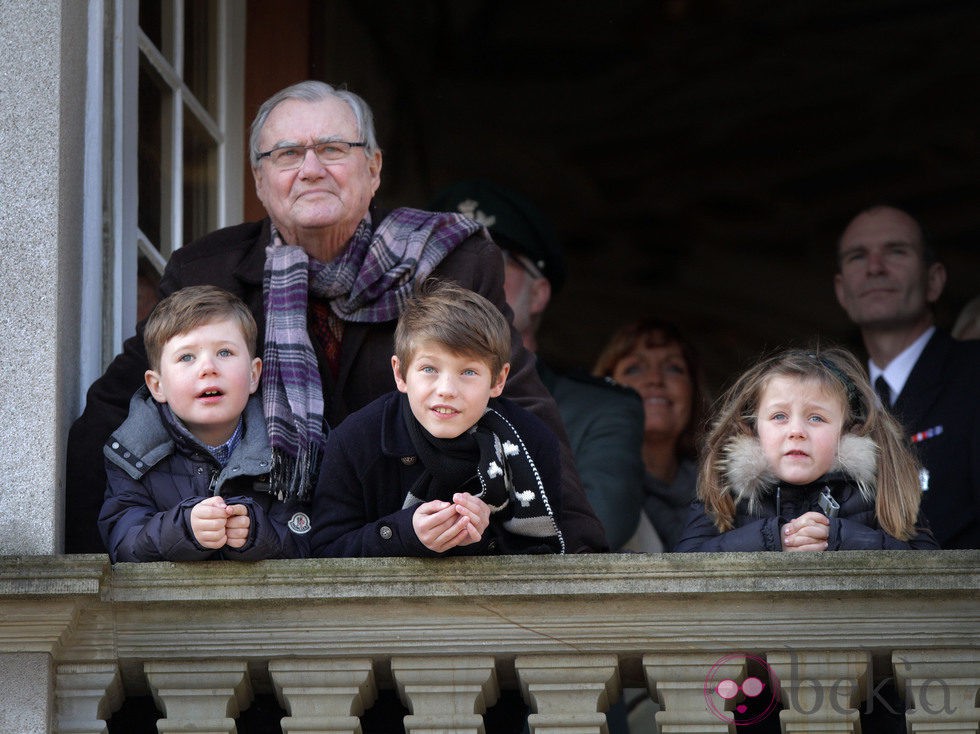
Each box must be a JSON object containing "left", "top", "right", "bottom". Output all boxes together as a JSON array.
[{"left": 703, "top": 653, "right": 781, "bottom": 726}]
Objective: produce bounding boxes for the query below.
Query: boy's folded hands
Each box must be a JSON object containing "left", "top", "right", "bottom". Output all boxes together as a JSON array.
[
  {"left": 190, "top": 495, "right": 251, "bottom": 549},
  {"left": 413, "top": 492, "right": 491, "bottom": 553}
]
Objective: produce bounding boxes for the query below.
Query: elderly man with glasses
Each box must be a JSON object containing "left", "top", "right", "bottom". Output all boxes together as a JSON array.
[{"left": 66, "top": 80, "right": 607, "bottom": 557}]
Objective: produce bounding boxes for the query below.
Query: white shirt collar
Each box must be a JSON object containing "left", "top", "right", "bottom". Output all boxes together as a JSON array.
[{"left": 868, "top": 326, "right": 935, "bottom": 404}]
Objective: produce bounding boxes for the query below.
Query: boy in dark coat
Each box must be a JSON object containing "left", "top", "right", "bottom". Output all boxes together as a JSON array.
[
  {"left": 311, "top": 280, "right": 564, "bottom": 557},
  {"left": 99, "top": 286, "right": 309, "bottom": 562}
]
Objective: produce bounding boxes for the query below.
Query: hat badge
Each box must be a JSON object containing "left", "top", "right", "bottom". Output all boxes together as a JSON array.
[{"left": 456, "top": 198, "right": 497, "bottom": 228}]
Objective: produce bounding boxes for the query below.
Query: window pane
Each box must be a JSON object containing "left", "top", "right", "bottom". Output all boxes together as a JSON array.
[
  {"left": 138, "top": 59, "right": 167, "bottom": 252},
  {"left": 137, "top": 255, "right": 162, "bottom": 322},
  {"left": 139, "top": 0, "right": 175, "bottom": 65},
  {"left": 184, "top": 0, "right": 218, "bottom": 115},
  {"left": 183, "top": 110, "right": 217, "bottom": 244}
]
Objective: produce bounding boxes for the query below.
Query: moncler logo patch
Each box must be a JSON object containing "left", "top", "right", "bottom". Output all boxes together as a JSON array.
[{"left": 288, "top": 512, "right": 311, "bottom": 534}]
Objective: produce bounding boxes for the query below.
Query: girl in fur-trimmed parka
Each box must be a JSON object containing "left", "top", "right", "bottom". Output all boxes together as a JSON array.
[{"left": 675, "top": 347, "right": 938, "bottom": 552}]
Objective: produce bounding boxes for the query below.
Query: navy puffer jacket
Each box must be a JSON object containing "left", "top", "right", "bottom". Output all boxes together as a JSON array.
[
  {"left": 674, "top": 434, "right": 938, "bottom": 552},
  {"left": 98, "top": 388, "right": 309, "bottom": 562}
]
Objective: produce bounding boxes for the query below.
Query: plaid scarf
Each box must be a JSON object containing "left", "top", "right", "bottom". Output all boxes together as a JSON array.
[
  {"left": 262, "top": 208, "right": 483, "bottom": 501},
  {"left": 401, "top": 395, "right": 565, "bottom": 554}
]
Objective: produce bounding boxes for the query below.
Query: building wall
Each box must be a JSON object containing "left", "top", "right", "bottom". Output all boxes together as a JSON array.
[{"left": 0, "top": 0, "right": 88, "bottom": 554}]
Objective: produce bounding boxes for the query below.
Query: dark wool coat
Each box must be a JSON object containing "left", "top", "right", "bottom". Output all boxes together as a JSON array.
[
  {"left": 674, "top": 434, "right": 939, "bottom": 552},
  {"left": 888, "top": 329, "right": 980, "bottom": 549},
  {"left": 310, "top": 393, "right": 562, "bottom": 557},
  {"left": 99, "top": 389, "right": 309, "bottom": 562},
  {"left": 67, "top": 212, "right": 606, "bottom": 554}
]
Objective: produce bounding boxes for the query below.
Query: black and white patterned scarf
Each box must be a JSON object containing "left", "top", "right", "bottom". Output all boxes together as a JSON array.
[
  {"left": 400, "top": 394, "right": 565, "bottom": 554},
  {"left": 261, "top": 208, "right": 483, "bottom": 501}
]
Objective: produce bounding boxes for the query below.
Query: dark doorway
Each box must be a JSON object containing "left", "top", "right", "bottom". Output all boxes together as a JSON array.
[{"left": 245, "top": 0, "right": 980, "bottom": 392}]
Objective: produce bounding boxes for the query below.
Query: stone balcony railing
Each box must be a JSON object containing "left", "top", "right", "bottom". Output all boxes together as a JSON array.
[{"left": 1, "top": 551, "right": 977, "bottom": 733}]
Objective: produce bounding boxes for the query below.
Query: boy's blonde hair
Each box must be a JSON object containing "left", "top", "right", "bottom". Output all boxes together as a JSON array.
[
  {"left": 699, "top": 346, "right": 922, "bottom": 540},
  {"left": 143, "top": 286, "right": 258, "bottom": 371},
  {"left": 394, "top": 279, "right": 510, "bottom": 380}
]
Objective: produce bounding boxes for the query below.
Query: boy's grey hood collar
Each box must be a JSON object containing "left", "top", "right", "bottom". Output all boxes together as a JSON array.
[
  {"left": 720, "top": 432, "right": 878, "bottom": 506},
  {"left": 105, "top": 386, "right": 271, "bottom": 483},
  {"left": 104, "top": 387, "right": 174, "bottom": 480}
]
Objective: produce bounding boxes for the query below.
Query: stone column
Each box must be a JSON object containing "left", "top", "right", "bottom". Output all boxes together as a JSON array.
[
  {"left": 144, "top": 660, "right": 253, "bottom": 734},
  {"left": 0, "top": 653, "right": 54, "bottom": 734},
  {"left": 767, "top": 650, "right": 869, "bottom": 734},
  {"left": 515, "top": 654, "right": 620, "bottom": 734},
  {"left": 643, "top": 652, "right": 752, "bottom": 732},
  {"left": 0, "top": 0, "right": 88, "bottom": 555},
  {"left": 0, "top": 558, "right": 105, "bottom": 734},
  {"left": 390, "top": 655, "right": 499, "bottom": 734},
  {"left": 893, "top": 648, "right": 980, "bottom": 733},
  {"left": 269, "top": 657, "right": 377, "bottom": 734},
  {"left": 54, "top": 662, "right": 124, "bottom": 734}
]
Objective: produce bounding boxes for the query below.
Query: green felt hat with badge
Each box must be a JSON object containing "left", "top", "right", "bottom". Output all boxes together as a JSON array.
[{"left": 429, "top": 179, "right": 567, "bottom": 293}]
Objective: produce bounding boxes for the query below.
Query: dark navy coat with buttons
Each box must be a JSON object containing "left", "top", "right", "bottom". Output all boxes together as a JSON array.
[
  {"left": 310, "top": 391, "right": 562, "bottom": 557},
  {"left": 99, "top": 388, "right": 308, "bottom": 562}
]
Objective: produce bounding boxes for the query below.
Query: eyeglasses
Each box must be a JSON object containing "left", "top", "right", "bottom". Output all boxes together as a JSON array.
[{"left": 257, "top": 140, "right": 368, "bottom": 170}]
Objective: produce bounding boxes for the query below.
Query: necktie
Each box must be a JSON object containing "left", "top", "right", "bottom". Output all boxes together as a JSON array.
[{"left": 874, "top": 375, "right": 892, "bottom": 409}]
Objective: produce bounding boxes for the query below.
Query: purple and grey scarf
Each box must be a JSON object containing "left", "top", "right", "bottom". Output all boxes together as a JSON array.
[{"left": 262, "top": 207, "right": 484, "bottom": 501}]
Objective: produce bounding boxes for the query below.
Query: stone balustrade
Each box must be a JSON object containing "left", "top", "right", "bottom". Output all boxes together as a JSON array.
[{"left": 1, "top": 551, "right": 977, "bottom": 733}]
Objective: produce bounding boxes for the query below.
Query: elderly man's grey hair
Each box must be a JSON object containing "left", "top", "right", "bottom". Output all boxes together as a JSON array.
[{"left": 248, "top": 80, "right": 380, "bottom": 166}]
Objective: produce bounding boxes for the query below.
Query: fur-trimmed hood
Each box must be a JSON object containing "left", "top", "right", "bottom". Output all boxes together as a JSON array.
[{"left": 719, "top": 433, "right": 878, "bottom": 510}]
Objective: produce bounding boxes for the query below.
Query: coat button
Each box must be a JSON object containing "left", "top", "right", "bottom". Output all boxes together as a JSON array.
[
  {"left": 401, "top": 456, "right": 417, "bottom": 465},
  {"left": 379, "top": 525, "right": 393, "bottom": 540}
]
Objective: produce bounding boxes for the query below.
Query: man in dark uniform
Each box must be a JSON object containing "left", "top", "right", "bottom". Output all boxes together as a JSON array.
[
  {"left": 834, "top": 203, "right": 980, "bottom": 549},
  {"left": 432, "top": 180, "right": 646, "bottom": 551}
]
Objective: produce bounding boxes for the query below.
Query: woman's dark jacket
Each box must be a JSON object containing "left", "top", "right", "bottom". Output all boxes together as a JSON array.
[
  {"left": 99, "top": 389, "right": 309, "bottom": 562},
  {"left": 643, "top": 459, "right": 698, "bottom": 552},
  {"left": 67, "top": 213, "right": 606, "bottom": 554}
]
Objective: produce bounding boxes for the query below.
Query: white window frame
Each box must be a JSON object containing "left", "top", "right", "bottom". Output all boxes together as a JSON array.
[{"left": 79, "top": 0, "right": 244, "bottom": 403}]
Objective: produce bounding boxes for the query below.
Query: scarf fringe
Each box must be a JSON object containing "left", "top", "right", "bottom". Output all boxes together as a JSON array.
[{"left": 271, "top": 444, "right": 322, "bottom": 502}]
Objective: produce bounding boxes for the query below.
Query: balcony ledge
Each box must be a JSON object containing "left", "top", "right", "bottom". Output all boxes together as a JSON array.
[{"left": 1, "top": 551, "right": 976, "bottom": 733}]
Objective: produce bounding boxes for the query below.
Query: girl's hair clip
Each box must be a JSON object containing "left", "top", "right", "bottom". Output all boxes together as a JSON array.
[{"left": 807, "top": 353, "right": 866, "bottom": 422}]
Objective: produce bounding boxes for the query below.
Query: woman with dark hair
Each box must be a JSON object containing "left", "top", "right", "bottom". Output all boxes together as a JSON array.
[{"left": 594, "top": 319, "right": 706, "bottom": 551}]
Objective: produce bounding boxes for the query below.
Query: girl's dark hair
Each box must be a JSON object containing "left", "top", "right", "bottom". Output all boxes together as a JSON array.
[{"left": 593, "top": 318, "right": 706, "bottom": 460}]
